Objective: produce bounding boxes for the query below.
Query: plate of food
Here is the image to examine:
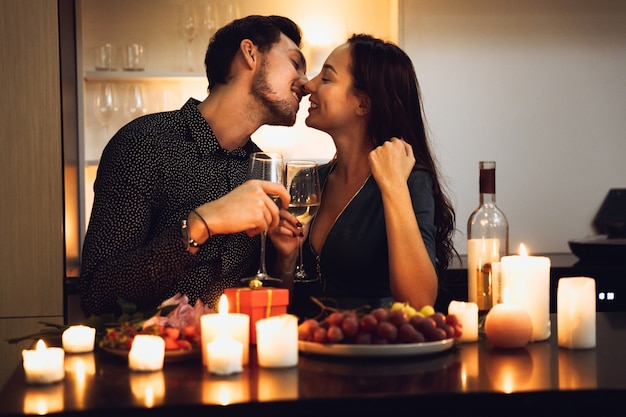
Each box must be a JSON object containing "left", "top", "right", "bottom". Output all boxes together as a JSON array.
[{"left": 298, "top": 338, "right": 455, "bottom": 357}]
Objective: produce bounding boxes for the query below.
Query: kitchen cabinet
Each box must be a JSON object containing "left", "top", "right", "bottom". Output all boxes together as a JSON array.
[{"left": 0, "top": 0, "right": 64, "bottom": 391}]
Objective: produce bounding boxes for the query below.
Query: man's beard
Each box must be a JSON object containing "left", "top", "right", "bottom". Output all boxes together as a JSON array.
[{"left": 251, "top": 59, "right": 297, "bottom": 126}]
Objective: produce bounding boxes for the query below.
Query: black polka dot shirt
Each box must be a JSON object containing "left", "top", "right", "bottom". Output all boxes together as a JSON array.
[{"left": 79, "top": 98, "right": 262, "bottom": 317}]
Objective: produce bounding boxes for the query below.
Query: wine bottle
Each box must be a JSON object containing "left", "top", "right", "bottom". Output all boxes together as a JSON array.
[{"left": 467, "top": 161, "right": 509, "bottom": 312}]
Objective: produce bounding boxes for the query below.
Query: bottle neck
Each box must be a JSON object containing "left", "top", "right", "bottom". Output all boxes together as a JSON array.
[
  {"left": 479, "top": 167, "right": 496, "bottom": 204},
  {"left": 479, "top": 192, "right": 496, "bottom": 205}
]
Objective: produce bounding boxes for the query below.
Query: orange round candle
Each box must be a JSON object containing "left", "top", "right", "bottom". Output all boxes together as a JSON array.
[{"left": 485, "top": 303, "right": 533, "bottom": 349}]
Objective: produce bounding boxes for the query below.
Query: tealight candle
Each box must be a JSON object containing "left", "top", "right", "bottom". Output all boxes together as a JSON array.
[
  {"left": 447, "top": 300, "right": 478, "bottom": 342},
  {"left": 22, "top": 340, "right": 65, "bottom": 384},
  {"left": 201, "top": 294, "right": 249, "bottom": 366},
  {"left": 557, "top": 276, "right": 596, "bottom": 349},
  {"left": 255, "top": 314, "right": 298, "bottom": 368},
  {"left": 62, "top": 325, "right": 96, "bottom": 353},
  {"left": 501, "top": 243, "right": 551, "bottom": 341},
  {"left": 128, "top": 335, "right": 165, "bottom": 371},
  {"left": 206, "top": 336, "right": 243, "bottom": 375}
]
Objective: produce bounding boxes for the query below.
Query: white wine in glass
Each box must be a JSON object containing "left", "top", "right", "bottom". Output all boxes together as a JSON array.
[
  {"left": 242, "top": 152, "right": 284, "bottom": 286},
  {"left": 285, "top": 161, "right": 321, "bottom": 283}
]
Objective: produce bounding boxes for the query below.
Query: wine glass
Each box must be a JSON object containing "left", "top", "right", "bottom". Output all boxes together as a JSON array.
[
  {"left": 242, "top": 152, "right": 284, "bottom": 287},
  {"left": 93, "top": 82, "right": 117, "bottom": 139},
  {"left": 177, "top": 3, "right": 197, "bottom": 71},
  {"left": 285, "top": 161, "right": 321, "bottom": 283},
  {"left": 124, "top": 83, "right": 148, "bottom": 121},
  {"left": 202, "top": 3, "right": 218, "bottom": 39}
]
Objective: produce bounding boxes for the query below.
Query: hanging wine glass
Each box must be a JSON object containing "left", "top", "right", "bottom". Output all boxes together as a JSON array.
[
  {"left": 93, "top": 82, "right": 118, "bottom": 140},
  {"left": 202, "top": 3, "right": 218, "bottom": 39},
  {"left": 124, "top": 83, "right": 148, "bottom": 122},
  {"left": 219, "top": 0, "right": 240, "bottom": 25},
  {"left": 285, "top": 161, "right": 321, "bottom": 283},
  {"left": 242, "top": 152, "right": 284, "bottom": 287},
  {"left": 177, "top": 3, "right": 198, "bottom": 71}
]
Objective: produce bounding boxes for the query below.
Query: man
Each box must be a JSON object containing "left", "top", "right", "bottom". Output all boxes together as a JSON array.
[{"left": 79, "top": 15, "right": 308, "bottom": 317}]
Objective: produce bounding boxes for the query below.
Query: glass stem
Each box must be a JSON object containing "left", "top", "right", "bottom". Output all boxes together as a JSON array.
[
  {"left": 257, "top": 230, "right": 268, "bottom": 276},
  {"left": 296, "top": 232, "right": 304, "bottom": 277}
]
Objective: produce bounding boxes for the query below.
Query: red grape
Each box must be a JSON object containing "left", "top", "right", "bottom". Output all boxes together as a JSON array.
[
  {"left": 376, "top": 321, "right": 398, "bottom": 342},
  {"left": 326, "top": 325, "right": 344, "bottom": 343},
  {"left": 359, "top": 314, "right": 378, "bottom": 333},
  {"left": 341, "top": 314, "right": 359, "bottom": 338}
]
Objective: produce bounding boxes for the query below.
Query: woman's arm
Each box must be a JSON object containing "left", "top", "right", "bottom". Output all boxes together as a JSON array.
[{"left": 369, "top": 138, "right": 438, "bottom": 309}]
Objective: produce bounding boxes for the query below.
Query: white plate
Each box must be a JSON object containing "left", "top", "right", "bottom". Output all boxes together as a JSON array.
[{"left": 298, "top": 338, "right": 455, "bottom": 357}]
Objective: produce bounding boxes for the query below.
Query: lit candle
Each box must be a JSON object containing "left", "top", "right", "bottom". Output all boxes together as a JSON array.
[
  {"left": 206, "top": 336, "right": 243, "bottom": 375},
  {"left": 501, "top": 243, "right": 551, "bottom": 341},
  {"left": 485, "top": 290, "right": 533, "bottom": 349},
  {"left": 128, "top": 335, "right": 165, "bottom": 371},
  {"left": 447, "top": 300, "right": 478, "bottom": 342},
  {"left": 62, "top": 325, "right": 96, "bottom": 353},
  {"left": 557, "top": 276, "right": 596, "bottom": 349},
  {"left": 22, "top": 340, "right": 65, "bottom": 384},
  {"left": 255, "top": 314, "right": 298, "bottom": 368},
  {"left": 201, "top": 294, "right": 249, "bottom": 366}
]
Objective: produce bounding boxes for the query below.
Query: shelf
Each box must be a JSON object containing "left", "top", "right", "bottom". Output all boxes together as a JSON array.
[{"left": 84, "top": 70, "right": 206, "bottom": 82}]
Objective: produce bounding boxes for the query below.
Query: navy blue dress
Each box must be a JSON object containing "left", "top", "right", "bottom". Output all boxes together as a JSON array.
[{"left": 290, "top": 162, "right": 437, "bottom": 319}]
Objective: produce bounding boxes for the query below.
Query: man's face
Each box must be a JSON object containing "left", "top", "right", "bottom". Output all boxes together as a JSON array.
[{"left": 251, "top": 34, "right": 308, "bottom": 126}]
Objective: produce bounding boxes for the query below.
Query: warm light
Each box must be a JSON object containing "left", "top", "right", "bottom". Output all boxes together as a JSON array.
[
  {"left": 519, "top": 243, "right": 528, "bottom": 256},
  {"left": 22, "top": 340, "right": 65, "bottom": 384},
  {"left": 218, "top": 294, "right": 229, "bottom": 316},
  {"left": 502, "top": 286, "right": 511, "bottom": 304},
  {"left": 36, "top": 339, "right": 46, "bottom": 351}
]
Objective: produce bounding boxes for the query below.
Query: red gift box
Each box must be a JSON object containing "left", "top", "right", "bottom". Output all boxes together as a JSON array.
[{"left": 224, "top": 287, "right": 289, "bottom": 345}]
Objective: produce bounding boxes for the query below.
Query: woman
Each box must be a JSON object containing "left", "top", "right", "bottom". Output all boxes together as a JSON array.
[{"left": 275, "top": 34, "right": 456, "bottom": 319}]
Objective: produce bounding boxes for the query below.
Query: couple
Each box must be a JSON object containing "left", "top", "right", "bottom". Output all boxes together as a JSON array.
[{"left": 79, "top": 15, "right": 456, "bottom": 320}]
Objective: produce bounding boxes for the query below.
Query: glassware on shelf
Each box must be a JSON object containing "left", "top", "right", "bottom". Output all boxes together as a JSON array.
[
  {"left": 202, "top": 3, "right": 218, "bottom": 39},
  {"left": 241, "top": 152, "right": 284, "bottom": 287},
  {"left": 124, "top": 83, "right": 148, "bottom": 121},
  {"left": 467, "top": 161, "right": 509, "bottom": 313},
  {"left": 285, "top": 161, "right": 321, "bottom": 283},
  {"left": 218, "top": 1, "right": 240, "bottom": 26},
  {"left": 93, "top": 82, "right": 118, "bottom": 139},
  {"left": 177, "top": 3, "right": 198, "bottom": 72}
]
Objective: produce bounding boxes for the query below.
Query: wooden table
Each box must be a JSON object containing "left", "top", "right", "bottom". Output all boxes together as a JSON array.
[{"left": 1, "top": 312, "right": 625, "bottom": 416}]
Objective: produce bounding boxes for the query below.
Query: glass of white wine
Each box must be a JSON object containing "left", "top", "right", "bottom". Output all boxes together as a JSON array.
[
  {"left": 242, "top": 152, "right": 284, "bottom": 286},
  {"left": 285, "top": 161, "right": 321, "bottom": 283}
]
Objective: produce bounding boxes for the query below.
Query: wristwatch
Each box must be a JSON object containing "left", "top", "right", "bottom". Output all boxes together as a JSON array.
[{"left": 180, "top": 219, "right": 200, "bottom": 251}]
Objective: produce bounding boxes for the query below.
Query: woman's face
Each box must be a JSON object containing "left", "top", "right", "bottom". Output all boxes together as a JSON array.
[{"left": 304, "top": 43, "right": 365, "bottom": 136}]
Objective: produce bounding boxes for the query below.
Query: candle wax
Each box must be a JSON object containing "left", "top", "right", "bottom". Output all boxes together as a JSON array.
[
  {"left": 22, "top": 340, "right": 65, "bottom": 384},
  {"left": 447, "top": 301, "right": 478, "bottom": 342},
  {"left": 206, "top": 337, "right": 243, "bottom": 375}
]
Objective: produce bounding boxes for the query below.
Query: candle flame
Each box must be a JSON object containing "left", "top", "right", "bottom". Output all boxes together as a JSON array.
[
  {"left": 519, "top": 243, "right": 528, "bottom": 257},
  {"left": 218, "top": 294, "right": 229, "bottom": 316},
  {"left": 35, "top": 339, "right": 47, "bottom": 351}
]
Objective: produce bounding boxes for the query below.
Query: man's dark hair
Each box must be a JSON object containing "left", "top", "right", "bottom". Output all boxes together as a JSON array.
[{"left": 204, "top": 15, "right": 302, "bottom": 91}]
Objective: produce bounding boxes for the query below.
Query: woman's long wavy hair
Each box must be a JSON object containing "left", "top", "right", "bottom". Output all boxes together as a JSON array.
[{"left": 347, "top": 33, "right": 457, "bottom": 277}]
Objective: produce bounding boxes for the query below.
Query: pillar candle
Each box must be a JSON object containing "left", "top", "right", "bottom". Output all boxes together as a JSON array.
[
  {"left": 447, "top": 300, "right": 478, "bottom": 342},
  {"left": 201, "top": 294, "right": 249, "bottom": 366},
  {"left": 128, "top": 335, "right": 165, "bottom": 371},
  {"left": 255, "top": 314, "right": 298, "bottom": 368},
  {"left": 22, "top": 340, "right": 65, "bottom": 384},
  {"left": 501, "top": 243, "right": 551, "bottom": 341},
  {"left": 206, "top": 336, "right": 243, "bottom": 375},
  {"left": 62, "top": 325, "right": 96, "bottom": 353},
  {"left": 557, "top": 276, "right": 596, "bottom": 349}
]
